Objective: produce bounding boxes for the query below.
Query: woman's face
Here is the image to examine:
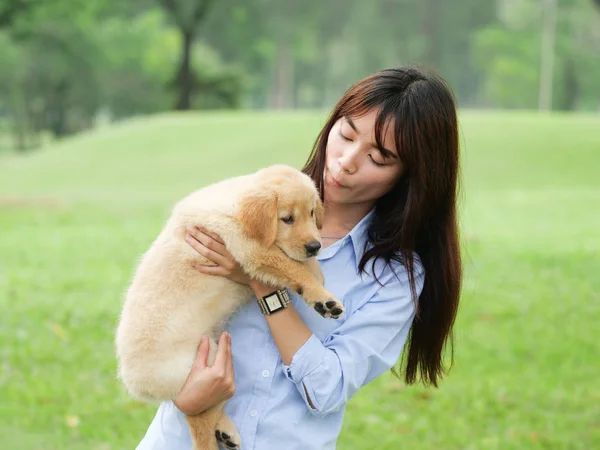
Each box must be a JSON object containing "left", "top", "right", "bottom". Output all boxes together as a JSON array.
[{"left": 323, "top": 109, "right": 405, "bottom": 209}]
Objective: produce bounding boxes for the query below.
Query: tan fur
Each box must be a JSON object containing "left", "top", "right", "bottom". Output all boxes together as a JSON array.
[{"left": 115, "top": 165, "right": 344, "bottom": 450}]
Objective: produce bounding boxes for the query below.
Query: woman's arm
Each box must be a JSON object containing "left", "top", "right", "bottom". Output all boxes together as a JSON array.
[
  {"left": 278, "top": 270, "right": 423, "bottom": 416},
  {"left": 249, "top": 281, "right": 319, "bottom": 409},
  {"left": 185, "top": 227, "right": 319, "bottom": 407},
  {"left": 185, "top": 226, "right": 424, "bottom": 415},
  {"left": 185, "top": 226, "right": 314, "bottom": 366},
  {"left": 248, "top": 281, "right": 312, "bottom": 366}
]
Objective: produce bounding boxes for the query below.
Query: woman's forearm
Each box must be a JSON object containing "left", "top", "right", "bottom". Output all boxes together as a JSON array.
[{"left": 250, "top": 282, "right": 312, "bottom": 365}]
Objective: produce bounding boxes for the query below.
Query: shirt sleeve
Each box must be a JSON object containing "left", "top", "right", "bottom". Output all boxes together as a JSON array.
[{"left": 281, "top": 261, "right": 425, "bottom": 416}]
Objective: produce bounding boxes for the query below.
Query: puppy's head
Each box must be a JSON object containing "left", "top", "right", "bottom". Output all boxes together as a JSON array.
[{"left": 238, "top": 165, "right": 323, "bottom": 261}]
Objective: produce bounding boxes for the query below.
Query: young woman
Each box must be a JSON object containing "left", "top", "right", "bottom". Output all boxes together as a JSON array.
[{"left": 136, "top": 66, "right": 462, "bottom": 450}]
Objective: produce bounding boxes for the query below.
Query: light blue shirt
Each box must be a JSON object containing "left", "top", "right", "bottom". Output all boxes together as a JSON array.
[{"left": 136, "top": 209, "right": 425, "bottom": 450}]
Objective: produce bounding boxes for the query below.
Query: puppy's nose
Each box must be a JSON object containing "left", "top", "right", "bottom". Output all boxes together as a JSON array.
[{"left": 305, "top": 241, "right": 322, "bottom": 256}]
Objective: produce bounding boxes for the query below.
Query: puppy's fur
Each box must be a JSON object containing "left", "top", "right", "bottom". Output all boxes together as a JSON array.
[{"left": 115, "top": 165, "right": 344, "bottom": 450}]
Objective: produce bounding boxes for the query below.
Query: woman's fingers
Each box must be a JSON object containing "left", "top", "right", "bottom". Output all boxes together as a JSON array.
[
  {"left": 193, "top": 335, "right": 210, "bottom": 370},
  {"left": 224, "top": 337, "right": 234, "bottom": 376},
  {"left": 187, "top": 228, "right": 238, "bottom": 273},
  {"left": 185, "top": 232, "right": 213, "bottom": 259},
  {"left": 214, "top": 332, "right": 232, "bottom": 372},
  {"left": 199, "top": 228, "right": 225, "bottom": 245},
  {"left": 189, "top": 227, "right": 227, "bottom": 253},
  {"left": 216, "top": 331, "right": 234, "bottom": 375},
  {"left": 191, "top": 262, "right": 229, "bottom": 277},
  {"left": 186, "top": 232, "right": 230, "bottom": 268},
  {"left": 215, "top": 332, "right": 235, "bottom": 397},
  {"left": 191, "top": 227, "right": 234, "bottom": 261}
]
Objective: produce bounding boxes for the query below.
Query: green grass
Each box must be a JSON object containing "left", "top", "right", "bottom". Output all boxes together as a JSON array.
[{"left": 1, "top": 110, "right": 599, "bottom": 449}]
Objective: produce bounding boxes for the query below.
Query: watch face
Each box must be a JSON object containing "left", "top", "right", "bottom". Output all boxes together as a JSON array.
[{"left": 265, "top": 294, "right": 282, "bottom": 311}]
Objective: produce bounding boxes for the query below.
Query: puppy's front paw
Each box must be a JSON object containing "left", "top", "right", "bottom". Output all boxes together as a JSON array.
[
  {"left": 314, "top": 298, "right": 344, "bottom": 319},
  {"left": 216, "top": 430, "right": 240, "bottom": 449},
  {"left": 215, "top": 413, "right": 240, "bottom": 449}
]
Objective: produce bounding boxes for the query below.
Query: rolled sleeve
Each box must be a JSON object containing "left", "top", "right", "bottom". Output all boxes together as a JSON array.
[
  {"left": 283, "top": 334, "right": 327, "bottom": 382},
  {"left": 281, "top": 261, "right": 425, "bottom": 416},
  {"left": 282, "top": 334, "right": 328, "bottom": 412}
]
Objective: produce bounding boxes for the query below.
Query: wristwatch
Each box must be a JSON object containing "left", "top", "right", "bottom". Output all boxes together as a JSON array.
[{"left": 257, "top": 288, "right": 292, "bottom": 315}]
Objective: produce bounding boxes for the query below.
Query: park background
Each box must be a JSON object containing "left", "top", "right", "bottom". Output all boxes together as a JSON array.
[{"left": 0, "top": 0, "right": 599, "bottom": 449}]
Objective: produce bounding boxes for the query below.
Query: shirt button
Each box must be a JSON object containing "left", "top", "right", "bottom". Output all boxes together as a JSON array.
[
  {"left": 262, "top": 370, "right": 269, "bottom": 378},
  {"left": 249, "top": 409, "right": 258, "bottom": 417}
]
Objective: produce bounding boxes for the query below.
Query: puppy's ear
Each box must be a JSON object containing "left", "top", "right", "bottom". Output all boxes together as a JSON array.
[
  {"left": 238, "top": 190, "right": 278, "bottom": 247},
  {"left": 315, "top": 199, "right": 324, "bottom": 229}
]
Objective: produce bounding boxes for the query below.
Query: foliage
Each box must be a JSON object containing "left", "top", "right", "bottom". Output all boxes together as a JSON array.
[
  {"left": 0, "top": 0, "right": 244, "bottom": 145},
  {"left": 0, "top": 0, "right": 599, "bottom": 149},
  {"left": 472, "top": 0, "right": 600, "bottom": 110}
]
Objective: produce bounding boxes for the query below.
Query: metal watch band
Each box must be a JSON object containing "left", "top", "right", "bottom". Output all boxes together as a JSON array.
[{"left": 258, "top": 288, "right": 291, "bottom": 315}]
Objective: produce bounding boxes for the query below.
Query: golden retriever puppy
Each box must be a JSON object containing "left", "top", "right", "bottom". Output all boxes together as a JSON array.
[{"left": 115, "top": 165, "right": 344, "bottom": 450}]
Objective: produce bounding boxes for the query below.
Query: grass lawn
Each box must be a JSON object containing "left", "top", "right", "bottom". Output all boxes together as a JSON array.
[{"left": 1, "top": 110, "right": 598, "bottom": 449}]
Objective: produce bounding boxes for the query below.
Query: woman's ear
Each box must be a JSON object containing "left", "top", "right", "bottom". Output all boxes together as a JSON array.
[
  {"left": 315, "top": 199, "right": 324, "bottom": 229},
  {"left": 238, "top": 190, "right": 278, "bottom": 247}
]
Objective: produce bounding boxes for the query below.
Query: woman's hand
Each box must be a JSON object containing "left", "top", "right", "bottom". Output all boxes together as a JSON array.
[
  {"left": 185, "top": 227, "right": 252, "bottom": 285},
  {"left": 174, "top": 332, "right": 235, "bottom": 416},
  {"left": 185, "top": 226, "right": 283, "bottom": 308}
]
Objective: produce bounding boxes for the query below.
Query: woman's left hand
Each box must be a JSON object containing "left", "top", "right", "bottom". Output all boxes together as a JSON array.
[{"left": 185, "top": 227, "right": 252, "bottom": 286}]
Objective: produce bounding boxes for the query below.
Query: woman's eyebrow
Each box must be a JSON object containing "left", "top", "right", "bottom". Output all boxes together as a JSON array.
[
  {"left": 345, "top": 116, "right": 359, "bottom": 133},
  {"left": 345, "top": 116, "right": 398, "bottom": 159},
  {"left": 378, "top": 147, "right": 398, "bottom": 159}
]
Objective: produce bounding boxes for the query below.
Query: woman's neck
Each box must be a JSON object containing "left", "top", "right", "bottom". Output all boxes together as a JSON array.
[{"left": 320, "top": 201, "right": 374, "bottom": 239}]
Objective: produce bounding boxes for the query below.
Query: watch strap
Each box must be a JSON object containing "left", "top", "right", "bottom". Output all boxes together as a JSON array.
[{"left": 257, "top": 288, "right": 291, "bottom": 315}]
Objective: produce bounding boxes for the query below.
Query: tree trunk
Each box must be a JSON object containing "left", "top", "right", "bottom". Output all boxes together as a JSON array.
[
  {"left": 47, "top": 80, "right": 68, "bottom": 138},
  {"left": 9, "top": 84, "right": 28, "bottom": 152},
  {"left": 268, "top": 39, "right": 294, "bottom": 109},
  {"left": 421, "top": 0, "right": 441, "bottom": 68},
  {"left": 538, "top": 0, "right": 557, "bottom": 111},
  {"left": 11, "top": 114, "right": 28, "bottom": 152},
  {"left": 560, "top": 58, "right": 579, "bottom": 111},
  {"left": 23, "top": 92, "right": 41, "bottom": 149},
  {"left": 175, "top": 30, "right": 194, "bottom": 110},
  {"left": 160, "top": 0, "right": 216, "bottom": 111}
]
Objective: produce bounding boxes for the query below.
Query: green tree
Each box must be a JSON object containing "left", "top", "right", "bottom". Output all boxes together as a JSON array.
[
  {"left": 158, "top": 0, "right": 216, "bottom": 110},
  {"left": 0, "top": 0, "right": 107, "bottom": 141},
  {"left": 472, "top": 0, "right": 600, "bottom": 110}
]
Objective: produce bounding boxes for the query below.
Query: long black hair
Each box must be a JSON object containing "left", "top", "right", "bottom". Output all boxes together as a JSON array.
[{"left": 303, "top": 66, "right": 462, "bottom": 387}]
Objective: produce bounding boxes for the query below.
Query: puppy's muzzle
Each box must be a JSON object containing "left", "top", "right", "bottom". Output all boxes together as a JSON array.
[{"left": 304, "top": 241, "right": 322, "bottom": 258}]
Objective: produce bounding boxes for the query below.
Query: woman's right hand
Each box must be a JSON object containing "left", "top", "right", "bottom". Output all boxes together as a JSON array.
[{"left": 173, "top": 332, "right": 236, "bottom": 416}]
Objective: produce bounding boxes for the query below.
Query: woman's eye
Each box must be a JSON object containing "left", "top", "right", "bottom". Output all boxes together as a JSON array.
[
  {"left": 369, "top": 154, "right": 386, "bottom": 167},
  {"left": 339, "top": 130, "right": 352, "bottom": 142},
  {"left": 281, "top": 216, "right": 294, "bottom": 224}
]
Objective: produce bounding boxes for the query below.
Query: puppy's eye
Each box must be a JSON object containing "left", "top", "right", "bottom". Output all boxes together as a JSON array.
[
  {"left": 311, "top": 209, "right": 314, "bottom": 217},
  {"left": 281, "top": 216, "right": 294, "bottom": 224}
]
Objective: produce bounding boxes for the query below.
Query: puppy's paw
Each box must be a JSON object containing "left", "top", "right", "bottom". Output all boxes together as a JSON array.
[
  {"left": 313, "top": 298, "right": 344, "bottom": 319},
  {"left": 216, "top": 429, "right": 240, "bottom": 449}
]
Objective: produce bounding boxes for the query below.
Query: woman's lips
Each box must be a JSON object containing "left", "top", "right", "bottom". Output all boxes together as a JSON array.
[{"left": 330, "top": 173, "right": 348, "bottom": 188}]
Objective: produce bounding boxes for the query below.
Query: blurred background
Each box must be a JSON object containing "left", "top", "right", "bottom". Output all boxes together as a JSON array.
[
  {"left": 0, "top": 0, "right": 599, "bottom": 148},
  {"left": 0, "top": 0, "right": 599, "bottom": 449}
]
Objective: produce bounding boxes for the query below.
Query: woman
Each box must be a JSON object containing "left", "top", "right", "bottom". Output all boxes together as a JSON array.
[{"left": 136, "top": 66, "right": 462, "bottom": 449}]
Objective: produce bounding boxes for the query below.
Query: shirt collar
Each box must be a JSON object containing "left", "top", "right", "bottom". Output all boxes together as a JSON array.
[
  {"left": 317, "top": 208, "right": 375, "bottom": 271},
  {"left": 348, "top": 207, "right": 375, "bottom": 269}
]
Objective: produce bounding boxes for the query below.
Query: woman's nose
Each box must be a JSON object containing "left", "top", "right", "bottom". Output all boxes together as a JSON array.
[{"left": 338, "top": 148, "right": 358, "bottom": 174}]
